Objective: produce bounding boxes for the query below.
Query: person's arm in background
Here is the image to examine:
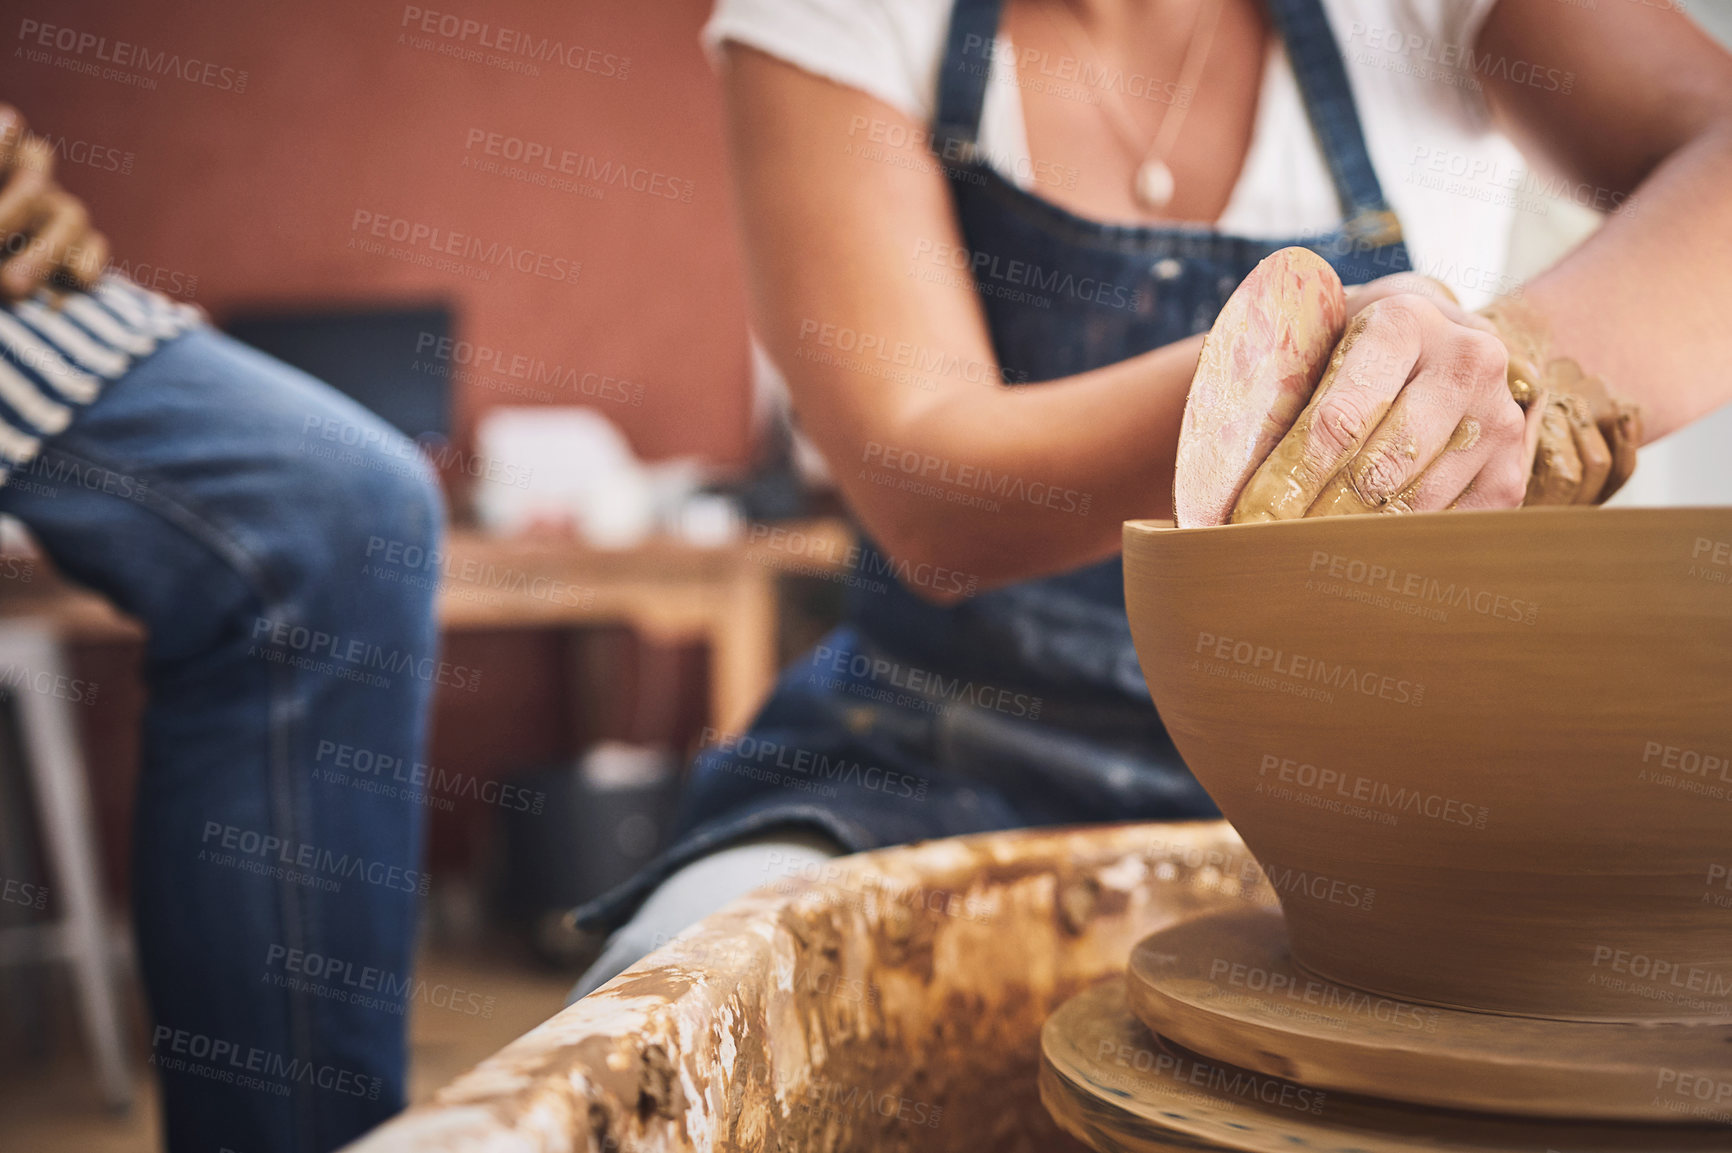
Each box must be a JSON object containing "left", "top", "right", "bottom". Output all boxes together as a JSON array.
[
  {"left": 1480, "top": 0, "right": 1732, "bottom": 440},
  {"left": 0, "top": 105, "right": 108, "bottom": 302},
  {"left": 722, "top": 46, "right": 1523, "bottom": 597}
]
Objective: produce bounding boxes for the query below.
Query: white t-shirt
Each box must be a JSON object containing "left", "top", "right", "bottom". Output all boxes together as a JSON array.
[{"left": 705, "top": 0, "right": 1532, "bottom": 308}]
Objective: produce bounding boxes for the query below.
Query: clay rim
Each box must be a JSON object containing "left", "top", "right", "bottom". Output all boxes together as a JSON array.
[{"left": 1124, "top": 503, "right": 1640, "bottom": 541}]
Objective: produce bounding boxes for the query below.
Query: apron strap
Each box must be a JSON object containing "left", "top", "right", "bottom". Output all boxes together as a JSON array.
[
  {"left": 933, "top": 0, "right": 1004, "bottom": 161},
  {"left": 1262, "top": 0, "right": 1407, "bottom": 249},
  {"left": 931, "top": 0, "right": 1410, "bottom": 253}
]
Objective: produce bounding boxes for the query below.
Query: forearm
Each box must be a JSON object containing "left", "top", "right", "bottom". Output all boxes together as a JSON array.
[
  {"left": 724, "top": 45, "right": 1203, "bottom": 593},
  {"left": 849, "top": 333, "right": 1201, "bottom": 591},
  {"left": 1477, "top": 0, "right": 1732, "bottom": 442},
  {"left": 1522, "top": 121, "right": 1732, "bottom": 441}
]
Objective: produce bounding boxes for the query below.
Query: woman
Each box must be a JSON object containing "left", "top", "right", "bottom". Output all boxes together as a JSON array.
[{"left": 573, "top": 0, "right": 1732, "bottom": 990}]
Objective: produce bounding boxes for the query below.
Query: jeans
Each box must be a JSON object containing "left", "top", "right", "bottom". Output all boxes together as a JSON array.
[
  {"left": 567, "top": 832, "right": 841, "bottom": 1005},
  {"left": 0, "top": 326, "right": 444, "bottom": 1153}
]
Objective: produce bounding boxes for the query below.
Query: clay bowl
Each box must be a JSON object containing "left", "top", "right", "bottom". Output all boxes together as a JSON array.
[{"left": 1124, "top": 506, "right": 1732, "bottom": 1022}]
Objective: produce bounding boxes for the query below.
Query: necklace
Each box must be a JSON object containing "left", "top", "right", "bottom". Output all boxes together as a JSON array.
[{"left": 1039, "top": 0, "right": 1227, "bottom": 212}]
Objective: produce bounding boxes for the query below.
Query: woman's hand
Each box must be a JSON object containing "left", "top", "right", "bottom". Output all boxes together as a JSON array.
[
  {"left": 0, "top": 104, "right": 109, "bottom": 303},
  {"left": 1231, "top": 275, "right": 1537, "bottom": 521},
  {"left": 1477, "top": 297, "right": 1641, "bottom": 506}
]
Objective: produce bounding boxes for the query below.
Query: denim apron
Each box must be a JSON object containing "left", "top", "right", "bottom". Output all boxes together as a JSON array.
[{"left": 576, "top": 0, "right": 1411, "bottom": 932}]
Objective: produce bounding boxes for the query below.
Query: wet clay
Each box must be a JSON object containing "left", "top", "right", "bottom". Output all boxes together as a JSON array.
[
  {"left": 1481, "top": 300, "right": 1643, "bottom": 506},
  {"left": 1123, "top": 508, "right": 1732, "bottom": 1021},
  {"left": 1526, "top": 397, "right": 1585, "bottom": 504},
  {"left": 1174, "top": 247, "right": 1346, "bottom": 528},
  {"left": 1547, "top": 358, "right": 1640, "bottom": 504}
]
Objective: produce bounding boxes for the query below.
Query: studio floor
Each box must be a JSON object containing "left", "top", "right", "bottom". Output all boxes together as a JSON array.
[{"left": 0, "top": 915, "right": 575, "bottom": 1153}]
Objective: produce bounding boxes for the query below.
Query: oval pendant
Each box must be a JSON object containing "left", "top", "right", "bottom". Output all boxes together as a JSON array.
[{"left": 1135, "top": 159, "right": 1175, "bottom": 211}]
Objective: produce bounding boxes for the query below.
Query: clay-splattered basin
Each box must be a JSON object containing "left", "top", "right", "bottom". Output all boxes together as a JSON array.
[
  {"left": 1124, "top": 507, "right": 1732, "bottom": 1022},
  {"left": 342, "top": 823, "right": 1267, "bottom": 1153}
]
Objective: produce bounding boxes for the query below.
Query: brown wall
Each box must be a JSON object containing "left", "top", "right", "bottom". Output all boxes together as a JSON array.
[
  {"left": 9, "top": 0, "right": 750, "bottom": 463},
  {"left": 11, "top": 0, "right": 751, "bottom": 883}
]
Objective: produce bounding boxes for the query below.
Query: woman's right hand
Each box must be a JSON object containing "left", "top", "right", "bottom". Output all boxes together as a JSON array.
[{"left": 1230, "top": 280, "right": 1538, "bottom": 521}]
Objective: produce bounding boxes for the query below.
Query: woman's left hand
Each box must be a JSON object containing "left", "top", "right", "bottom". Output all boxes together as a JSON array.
[{"left": 1231, "top": 273, "right": 1540, "bottom": 521}]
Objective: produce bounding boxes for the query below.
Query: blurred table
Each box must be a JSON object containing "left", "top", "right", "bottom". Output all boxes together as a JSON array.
[
  {"left": 436, "top": 521, "right": 853, "bottom": 731},
  {"left": 0, "top": 519, "right": 856, "bottom": 733}
]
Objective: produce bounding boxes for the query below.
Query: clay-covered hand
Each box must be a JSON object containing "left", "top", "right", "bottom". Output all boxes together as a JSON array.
[
  {"left": 0, "top": 104, "right": 109, "bottom": 303},
  {"left": 1228, "top": 274, "right": 1533, "bottom": 522},
  {"left": 1479, "top": 300, "right": 1640, "bottom": 505}
]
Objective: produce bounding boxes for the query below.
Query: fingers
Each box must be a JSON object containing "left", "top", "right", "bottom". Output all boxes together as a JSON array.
[
  {"left": 0, "top": 191, "right": 93, "bottom": 301},
  {"left": 1449, "top": 451, "right": 1533, "bottom": 511},
  {"left": 1515, "top": 358, "right": 1640, "bottom": 505},
  {"left": 0, "top": 113, "right": 109, "bottom": 302},
  {"left": 1450, "top": 393, "right": 1546, "bottom": 511},
  {"left": 62, "top": 229, "right": 107, "bottom": 292},
  {"left": 1564, "top": 395, "right": 1612, "bottom": 505},
  {"left": 1305, "top": 404, "right": 1471, "bottom": 517},
  {"left": 1599, "top": 401, "right": 1642, "bottom": 502},
  {"left": 1520, "top": 385, "right": 1548, "bottom": 474},
  {"left": 1308, "top": 325, "right": 1518, "bottom": 515},
  {"left": 1230, "top": 297, "right": 1425, "bottom": 523},
  {"left": 1524, "top": 397, "right": 1584, "bottom": 505},
  {"left": 0, "top": 106, "right": 24, "bottom": 175},
  {"left": 1503, "top": 347, "right": 1544, "bottom": 408},
  {"left": 0, "top": 133, "right": 52, "bottom": 240},
  {"left": 1306, "top": 415, "right": 1469, "bottom": 516},
  {"left": 1314, "top": 407, "right": 1523, "bottom": 517},
  {"left": 1549, "top": 359, "right": 1641, "bottom": 504}
]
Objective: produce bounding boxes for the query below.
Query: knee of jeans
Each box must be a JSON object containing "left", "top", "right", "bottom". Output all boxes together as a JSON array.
[
  {"left": 266, "top": 428, "right": 446, "bottom": 625},
  {"left": 354, "top": 444, "right": 445, "bottom": 571}
]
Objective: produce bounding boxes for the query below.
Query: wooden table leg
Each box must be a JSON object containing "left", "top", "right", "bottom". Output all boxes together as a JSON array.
[{"left": 709, "top": 564, "right": 779, "bottom": 735}]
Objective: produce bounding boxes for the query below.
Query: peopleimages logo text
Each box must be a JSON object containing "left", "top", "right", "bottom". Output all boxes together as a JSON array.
[
  {"left": 349, "top": 211, "right": 581, "bottom": 285},
  {"left": 199, "top": 822, "right": 429, "bottom": 896},
  {"left": 17, "top": 20, "right": 249, "bottom": 91},
  {"left": 399, "top": 7, "right": 629, "bottom": 78}
]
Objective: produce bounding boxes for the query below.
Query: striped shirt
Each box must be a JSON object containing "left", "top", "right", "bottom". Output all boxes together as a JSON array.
[{"left": 0, "top": 276, "right": 204, "bottom": 485}]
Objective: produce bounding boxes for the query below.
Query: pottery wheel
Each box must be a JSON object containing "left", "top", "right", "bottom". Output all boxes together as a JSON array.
[
  {"left": 1040, "top": 980, "right": 1732, "bottom": 1153},
  {"left": 1124, "top": 908, "right": 1732, "bottom": 1122}
]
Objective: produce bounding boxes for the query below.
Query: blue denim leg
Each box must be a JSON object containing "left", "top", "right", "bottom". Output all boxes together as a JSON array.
[{"left": 0, "top": 327, "right": 444, "bottom": 1153}]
